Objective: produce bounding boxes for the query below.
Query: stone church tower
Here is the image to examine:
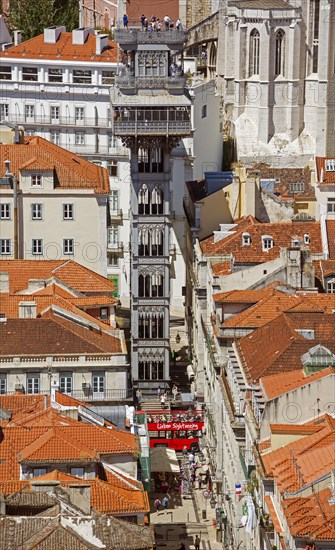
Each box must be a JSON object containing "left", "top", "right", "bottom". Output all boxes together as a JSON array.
[{"left": 217, "top": 0, "right": 335, "bottom": 165}]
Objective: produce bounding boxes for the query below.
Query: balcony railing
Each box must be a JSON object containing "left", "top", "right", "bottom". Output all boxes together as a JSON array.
[
  {"left": 65, "top": 388, "right": 132, "bottom": 401},
  {"left": 115, "top": 75, "right": 187, "bottom": 90},
  {"left": 107, "top": 240, "right": 124, "bottom": 252},
  {"left": 3, "top": 114, "right": 112, "bottom": 128},
  {"left": 113, "top": 121, "right": 191, "bottom": 136},
  {"left": 114, "top": 27, "right": 188, "bottom": 45},
  {"left": 109, "top": 209, "right": 123, "bottom": 221}
]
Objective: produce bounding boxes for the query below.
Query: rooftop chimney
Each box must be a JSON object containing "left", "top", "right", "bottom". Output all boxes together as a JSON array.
[
  {"left": 72, "top": 27, "right": 92, "bottom": 45},
  {"left": 66, "top": 485, "right": 91, "bottom": 515},
  {"left": 96, "top": 34, "right": 108, "bottom": 55},
  {"left": 13, "top": 30, "right": 22, "bottom": 46},
  {"left": 44, "top": 26, "right": 65, "bottom": 44},
  {"left": 27, "top": 278, "right": 46, "bottom": 293},
  {"left": 0, "top": 272, "right": 9, "bottom": 293}
]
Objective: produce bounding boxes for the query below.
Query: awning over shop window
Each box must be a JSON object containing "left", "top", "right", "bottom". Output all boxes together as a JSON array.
[{"left": 150, "top": 447, "right": 179, "bottom": 473}]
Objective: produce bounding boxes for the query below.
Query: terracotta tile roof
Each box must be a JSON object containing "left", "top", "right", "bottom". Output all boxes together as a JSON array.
[
  {"left": 317, "top": 260, "right": 335, "bottom": 278},
  {"left": 0, "top": 394, "right": 49, "bottom": 417},
  {"left": 264, "top": 495, "right": 283, "bottom": 534},
  {"left": 0, "top": 424, "right": 137, "bottom": 479},
  {"left": 261, "top": 366, "right": 335, "bottom": 400},
  {"left": 214, "top": 284, "right": 279, "bottom": 304},
  {"left": 315, "top": 157, "right": 335, "bottom": 184},
  {"left": 0, "top": 293, "right": 115, "bottom": 332},
  {"left": 200, "top": 216, "right": 322, "bottom": 261},
  {"left": 0, "top": 31, "right": 117, "bottom": 62},
  {"left": 0, "top": 315, "right": 122, "bottom": 355},
  {"left": 211, "top": 261, "right": 232, "bottom": 276},
  {"left": 282, "top": 488, "right": 335, "bottom": 541},
  {"left": 71, "top": 295, "right": 117, "bottom": 307},
  {"left": 0, "top": 137, "right": 109, "bottom": 193},
  {"left": 237, "top": 312, "right": 335, "bottom": 382},
  {"left": 262, "top": 415, "right": 335, "bottom": 493},
  {"left": 0, "top": 259, "right": 116, "bottom": 294},
  {"left": 248, "top": 163, "right": 315, "bottom": 200},
  {"left": 326, "top": 220, "right": 335, "bottom": 260},
  {"left": 7, "top": 407, "right": 82, "bottom": 427},
  {"left": 258, "top": 439, "right": 271, "bottom": 451},
  {"left": 0, "top": 469, "right": 149, "bottom": 515}
]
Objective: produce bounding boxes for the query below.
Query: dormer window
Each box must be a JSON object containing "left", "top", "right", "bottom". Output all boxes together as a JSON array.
[
  {"left": 304, "top": 233, "right": 310, "bottom": 244},
  {"left": 291, "top": 238, "right": 300, "bottom": 247},
  {"left": 325, "top": 159, "right": 335, "bottom": 171},
  {"left": 242, "top": 232, "right": 251, "bottom": 246},
  {"left": 262, "top": 235, "right": 274, "bottom": 251},
  {"left": 31, "top": 174, "right": 42, "bottom": 187}
]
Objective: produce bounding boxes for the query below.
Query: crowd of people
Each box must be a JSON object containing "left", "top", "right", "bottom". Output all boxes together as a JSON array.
[
  {"left": 122, "top": 13, "right": 183, "bottom": 31},
  {"left": 146, "top": 410, "right": 203, "bottom": 423}
]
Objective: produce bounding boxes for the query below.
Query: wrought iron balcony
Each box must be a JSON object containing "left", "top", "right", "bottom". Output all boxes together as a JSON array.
[
  {"left": 65, "top": 388, "right": 132, "bottom": 401},
  {"left": 107, "top": 240, "right": 124, "bottom": 253},
  {"left": 113, "top": 120, "right": 191, "bottom": 136},
  {"left": 115, "top": 75, "right": 187, "bottom": 91},
  {"left": 3, "top": 113, "right": 112, "bottom": 128},
  {"left": 114, "top": 27, "right": 188, "bottom": 45}
]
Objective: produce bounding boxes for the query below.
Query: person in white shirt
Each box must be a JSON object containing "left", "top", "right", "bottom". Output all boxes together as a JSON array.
[{"left": 164, "top": 15, "right": 170, "bottom": 30}]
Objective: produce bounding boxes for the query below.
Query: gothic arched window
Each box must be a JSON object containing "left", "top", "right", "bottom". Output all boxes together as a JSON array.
[
  {"left": 275, "top": 29, "right": 285, "bottom": 77},
  {"left": 249, "top": 29, "right": 260, "bottom": 76}
]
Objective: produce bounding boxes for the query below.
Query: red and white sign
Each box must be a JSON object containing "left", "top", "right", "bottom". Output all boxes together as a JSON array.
[{"left": 148, "top": 421, "right": 204, "bottom": 431}]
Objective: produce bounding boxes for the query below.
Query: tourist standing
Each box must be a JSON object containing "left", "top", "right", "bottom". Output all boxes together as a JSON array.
[
  {"left": 160, "top": 393, "right": 166, "bottom": 410},
  {"left": 164, "top": 15, "right": 170, "bottom": 30},
  {"left": 140, "top": 14, "right": 145, "bottom": 29},
  {"left": 154, "top": 498, "right": 161, "bottom": 512},
  {"left": 162, "top": 495, "right": 169, "bottom": 513},
  {"left": 172, "top": 384, "right": 178, "bottom": 400},
  {"left": 123, "top": 14, "right": 128, "bottom": 28},
  {"left": 194, "top": 534, "right": 201, "bottom": 550}
]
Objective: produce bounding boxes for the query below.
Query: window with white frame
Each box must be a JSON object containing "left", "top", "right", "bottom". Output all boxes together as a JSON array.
[
  {"left": 50, "top": 130, "right": 60, "bottom": 145},
  {"left": 27, "top": 373, "right": 40, "bottom": 394},
  {"left": 108, "top": 161, "right": 118, "bottom": 177},
  {"left": 63, "top": 204, "right": 74, "bottom": 220},
  {"left": 92, "top": 372, "right": 105, "bottom": 394},
  {"left": 0, "top": 204, "right": 10, "bottom": 220},
  {"left": 32, "top": 239, "right": 43, "bottom": 255},
  {"left": 75, "top": 107, "right": 85, "bottom": 122},
  {"left": 75, "top": 131, "right": 85, "bottom": 145},
  {"left": 25, "top": 105, "right": 35, "bottom": 119},
  {"left": 51, "top": 106, "right": 60, "bottom": 121},
  {"left": 327, "top": 279, "right": 335, "bottom": 294},
  {"left": 249, "top": 29, "right": 260, "bottom": 76},
  {"left": 290, "top": 181, "right": 305, "bottom": 193},
  {"left": 73, "top": 69, "right": 92, "bottom": 84},
  {"left": 100, "top": 307, "right": 109, "bottom": 320},
  {"left": 31, "top": 174, "right": 42, "bottom": 187},
  {"left": 109, "top": 190, "right": 119, "bottom": 213},
  {"left": 325, "top": 159, "right": 335, "bottom": 171},
  {"left": 108, "top": 225, "right": 118, "bottom": 246},
  {"left": 262, "top": 235, "right": 274, "bottom": 251},
  {"left": 59, "top": 372, "right": 73, "bottom": 394},
  {"left": 0, "top": 239, "right": 11, "bottom": 255},
  {"left": 108, "top": 254, "right": 119, "bottom": 267},
  {"left": 0, "top": 374, "right": 6, "bottom": 394},
  {"left": 48, "top": 68, "right": 63, "bottom": 82},
  {"left": 22, "top": 67, "right": 38, "bottom": 81},
  {"left": 0, "top": 66, "right": 11, "bottom": 80},
  {"left": 31, "top": 203, "right": 43, "bottom": 220},
  {"left": 242, "top": 232, "right": 251, "bottom": 246},
  {"left": 327, "top": 198, "right": 335, "bottom": 213},
  {"left": 0, "top": 104, "right": 9, "bottom": 119},
  {"left": 275, "top": 29, "right": 285, "bottom": 76},
  {"left": 63, "top": 238, "right": 74, "bottom": 255}
]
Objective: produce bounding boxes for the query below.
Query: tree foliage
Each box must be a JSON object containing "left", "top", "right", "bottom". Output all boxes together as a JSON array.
[{"left": 8, "top": 0, "right": 79, "bottom": 40}]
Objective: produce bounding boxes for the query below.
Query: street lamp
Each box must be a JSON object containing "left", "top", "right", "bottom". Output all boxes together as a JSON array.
[{"left": 175, "top": 333, "right": 181, "bottom": 344}]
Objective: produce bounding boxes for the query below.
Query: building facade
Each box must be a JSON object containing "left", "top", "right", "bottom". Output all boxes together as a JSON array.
[{"left": 217, "top": 0, "right": 335, "bottom": 165}]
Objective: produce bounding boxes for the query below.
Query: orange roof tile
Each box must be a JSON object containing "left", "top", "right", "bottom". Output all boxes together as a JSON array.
[
  {"left": 237, "top": 312, "right": 335, "bottom": 382},
  {"left": 0, "top": 136, "right": 109, "bottom": 193},
  {"left": 211, "top": 261, "right": 232, "bottom": 276},
  {"left": 8, "top": 407, "right": 81, "bottom": 427},
  {"left": 261, "top": 366, "right": 335, "bottom": 400},
  {"left": 0, "top": 31, "right": 117, "bottom": 63},
  {"left": 262, "top": 415, "right": 335, "bottom": 494},
  {"left": 200, "top": 216, "right": 322, "bottom": 262},
  {"left": 315, "top": 157, "right": 335, "bottom": 185},
  {"left": 214, "top": 284, "right": 279, "bottom": 304},
  {"left": 0, "top": 259, "right": 116, "bottom": 294},
  {"left": 282, "top": 488, "right": 335, "bottom": 541},
  {"left": 71, "top": 295, "right": 117, "bottom": 307}
]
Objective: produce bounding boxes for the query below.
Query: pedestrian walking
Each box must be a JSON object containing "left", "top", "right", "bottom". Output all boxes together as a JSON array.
[
  {"left": 194, "top": 534, "right": 201, "bottom": 550},
  {"left": 182, "top": 445, "right": 188, "bottom": 457},
  {"left": 172, "top": 384, "right": 178, "bottom": 400},
  {"left": 154, "top": 498, "right": 161, "bottom": 512},
  {"left": 123, "top": 14, "right": 128, "bottom": 28},
  {"left": 176, "top": 18, "right": 181, "bottom": 30},
  {"left": 136, "top": 388, "right": 142, "bottom": 406},
  {"left": 140, "top": 14, "right": 146, "bottom": 29},
  {"left": 157, "top": 385, "right": 161, "bottom": 400},
  {"left": 197, "top": 473, "right": 202, "bottom": 490},
  {"left": 162, "top": 495, "right": 169, "bottom": 513},
  {"left": 188, "top": 452, "right": 195, "bottom": 466},
  {"left": 160, "top": 393, "right": 166, "bottom": 410}
]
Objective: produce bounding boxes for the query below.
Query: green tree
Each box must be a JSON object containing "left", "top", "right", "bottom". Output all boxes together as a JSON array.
[{"left": 8, "top": 0, "right": 78, "bottom": 40}]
